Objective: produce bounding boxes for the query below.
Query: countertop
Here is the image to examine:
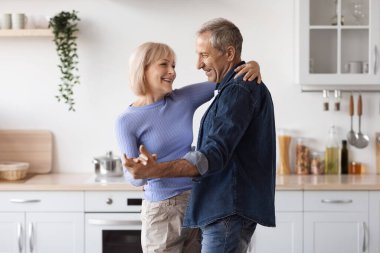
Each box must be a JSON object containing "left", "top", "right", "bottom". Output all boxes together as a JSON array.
[{"left": 1, "top": 173, "right": 380, "bottom": 191}]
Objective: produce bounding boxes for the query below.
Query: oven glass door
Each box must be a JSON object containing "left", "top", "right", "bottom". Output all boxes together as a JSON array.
[{"left": 86, "top": 213, "right": 142, "bottom": 253}]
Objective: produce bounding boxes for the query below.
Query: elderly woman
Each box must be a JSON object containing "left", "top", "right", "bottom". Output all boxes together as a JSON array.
[{"left": 115, "top": 42, "right": 260, "bottom": 253}]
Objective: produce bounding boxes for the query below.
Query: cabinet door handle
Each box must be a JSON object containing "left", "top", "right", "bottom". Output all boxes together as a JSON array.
[
  {"left": 10, "top": 199, "right": 41, "bottom": 204},
  {"left": 28, "top": 222, "right": 34, "bottom": 253},
  {"left": 321, "top": 199, "right": 353, "bottom": 204},
  {"left": 17, "top": 223, "right": 23, "bottom": 253},
  {"left": 374, "top": 45, "right": 378, "bottom": 75},
  {"left": 88, "top": 219, "right": 142, "bottom": 226},
  {"left": 362, "top": 222, "right": 367, "bottom": 252}
]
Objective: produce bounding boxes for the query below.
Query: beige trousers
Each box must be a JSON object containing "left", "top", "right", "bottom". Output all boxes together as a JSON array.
[{"left": 141, "top": 190, "right": 200, "bottom": 253}]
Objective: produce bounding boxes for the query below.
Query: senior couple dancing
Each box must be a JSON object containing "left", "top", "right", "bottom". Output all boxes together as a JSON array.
[{"left": 115, "top": 17, "right": 276, "bottom": 253}]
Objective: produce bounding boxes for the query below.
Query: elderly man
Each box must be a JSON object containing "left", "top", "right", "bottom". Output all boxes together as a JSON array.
[{"left": 125, "top": 18, "right": 276, "bottom": 253}]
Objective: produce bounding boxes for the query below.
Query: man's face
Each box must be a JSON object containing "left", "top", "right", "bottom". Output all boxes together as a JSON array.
[{"left": 196, "top": 32, "right": 230, "bottom": 83}]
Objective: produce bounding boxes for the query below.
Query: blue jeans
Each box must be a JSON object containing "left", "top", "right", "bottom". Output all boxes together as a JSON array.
[{"left": 200, "top": 215, "right": 257, "bottom": 253}]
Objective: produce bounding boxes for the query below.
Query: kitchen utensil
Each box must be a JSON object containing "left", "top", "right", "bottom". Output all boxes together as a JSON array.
[
  {"left": 347, "top": 94, "right": 357, "bottom": 146},
  {"left": 93, "top": 151, "right": 123, "bottom": 177},
  {"left": 376, "top": 133, "right": 380, "bottom": 174},
  {"left": 355, "top": 94, "right": 369, "bottom": 148}
]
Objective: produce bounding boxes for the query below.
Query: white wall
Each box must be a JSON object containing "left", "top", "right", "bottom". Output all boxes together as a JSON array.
[{"left": 0, "top": 0, "right": 379, "bottom": 174}]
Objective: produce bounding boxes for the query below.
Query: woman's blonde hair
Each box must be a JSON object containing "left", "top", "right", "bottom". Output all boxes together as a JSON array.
[{"left": 129, "top": 42, "right": 176, "bottom": 96}]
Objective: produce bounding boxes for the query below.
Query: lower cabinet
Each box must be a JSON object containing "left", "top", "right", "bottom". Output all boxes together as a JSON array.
[
  {"left": 369, "top": 192, "right": 380, "bottom": 253},
  {"left": 0, "top": 192, "right": 84, "bottom": 253},
  {"left": 0, "top": 212, "right": 84, "bottom": 253},
  {"left": 248, "top": 191, "right": 303, "bottom": 253},
  {"left": 304, "top": 191, "right": 369, "bottom": 253},
  {"left": 249, "top": 191, "right": 370, "bottom": 253}
]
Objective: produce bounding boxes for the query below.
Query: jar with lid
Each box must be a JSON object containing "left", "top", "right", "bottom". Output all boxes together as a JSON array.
[
  {"left": 295, "top": 138, "right": 310, "bottom": 175},
  {"left": 325, "top": 126, "right": 340, "bottom": 174},
  {"left": 311, "top": 151, "right": 324, "bottom": 175}
]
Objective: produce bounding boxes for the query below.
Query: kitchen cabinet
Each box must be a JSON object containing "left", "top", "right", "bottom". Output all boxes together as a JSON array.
[
  {"left": 303, "top": 191, "right": 368, "bottom": 253},
  {"left": 248, "top": 191, "right": 303, "bottom": 253},
  {"left": 0, "top": 191, "right": 84, "bottom": 253},
  {"left": 369, "top": 192, "right": 380, "bottom": 253},
  {"left": 296, "top": 0, "right": 380, "bottom": 91},
  {"left": 0, "top": 29, "right": 52, "bottom": 37}
]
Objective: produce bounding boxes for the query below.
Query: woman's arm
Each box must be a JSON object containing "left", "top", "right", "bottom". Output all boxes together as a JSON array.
[
  {"left": 177, "top": 60, "right": 262, "bottom": 108},
  {"left": 115, "top": 115, "right": 147, "bottom": 186}
]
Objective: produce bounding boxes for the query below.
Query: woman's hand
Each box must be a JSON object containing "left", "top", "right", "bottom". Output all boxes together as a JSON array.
[
  {"left": 234, "top": 61, "right": 262, "bottom": 83},
  {"left": 123, "top": 145, "right": 157, "bottom": 179}
]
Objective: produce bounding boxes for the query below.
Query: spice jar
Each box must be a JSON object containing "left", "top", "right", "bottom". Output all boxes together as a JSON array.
[
  {"left": 295, "top": 138, "right": 310, "bottom": 175},
  {"left": 349, "top": 162, "right": 362, "bottom": 174},
  {"left": 310, "top": 151, "right": 325, "bottom": 175}
]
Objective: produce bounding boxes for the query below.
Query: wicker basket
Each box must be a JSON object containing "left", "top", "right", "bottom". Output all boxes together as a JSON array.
[{"left": 0, "top": 162, "right": 30, "bottom": 181}]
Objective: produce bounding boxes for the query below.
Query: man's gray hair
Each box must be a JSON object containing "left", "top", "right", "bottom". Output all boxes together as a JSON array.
[{"left": 197, "top": 18, "right": 243, "bottom": 58}]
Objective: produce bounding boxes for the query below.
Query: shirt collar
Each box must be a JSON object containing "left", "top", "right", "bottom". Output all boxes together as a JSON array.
[{"left": 216, "top": 61, "right": 246, "bottom": 92}]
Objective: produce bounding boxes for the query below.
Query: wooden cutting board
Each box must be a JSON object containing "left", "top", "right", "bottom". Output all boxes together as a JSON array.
[
  {"left": 0, "top": 130, "right": 53, "bottom": 173},
  {"left": 377, "top": 132, "right": 380, "bottom": 174}
]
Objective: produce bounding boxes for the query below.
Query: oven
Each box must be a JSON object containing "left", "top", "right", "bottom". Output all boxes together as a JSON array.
[{"left": 85, "top": 191, "right": 144, "bottom": 253}]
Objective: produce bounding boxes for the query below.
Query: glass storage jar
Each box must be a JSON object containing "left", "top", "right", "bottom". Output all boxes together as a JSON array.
[{"left": 295, "top": 138, "right": 311, "bottom": 175}]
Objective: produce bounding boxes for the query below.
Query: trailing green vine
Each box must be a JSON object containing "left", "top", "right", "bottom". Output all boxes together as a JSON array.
[{"left": 49, "top": 10, "right": 80, "bottom": 111}]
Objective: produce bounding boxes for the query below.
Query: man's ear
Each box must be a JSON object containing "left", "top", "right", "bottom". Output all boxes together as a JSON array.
[{"left": 225, "top": 46, "right": 236, "bottom": 62}]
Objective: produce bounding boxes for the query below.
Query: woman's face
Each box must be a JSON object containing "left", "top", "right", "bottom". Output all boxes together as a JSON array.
[{"left": 144, "top": 56, "right": 176, "bottom": 97}]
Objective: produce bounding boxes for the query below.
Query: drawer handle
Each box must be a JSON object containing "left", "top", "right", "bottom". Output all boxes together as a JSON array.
[
  {"left": 10, "top": 199, "right": 41, "bottom": 204},
  {"left": 88, "top": 219, "right": 142, "bottom": 226},
  {"left": 321, "top": 199, "right": 353, "bottom": 204}
]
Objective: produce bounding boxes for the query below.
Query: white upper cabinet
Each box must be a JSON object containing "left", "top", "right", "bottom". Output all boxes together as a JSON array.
[{"left": 296, "top": 0, "right": 380, "bottom": 91}]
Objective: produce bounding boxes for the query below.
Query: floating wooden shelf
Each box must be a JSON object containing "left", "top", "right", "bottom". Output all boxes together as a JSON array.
[{"left": 0, "top": 29, "right": 52, "bottom": 37}]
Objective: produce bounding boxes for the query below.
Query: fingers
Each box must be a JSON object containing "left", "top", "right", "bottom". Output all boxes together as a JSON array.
[
  {"left": 257, "top": 73, "right": 262, "bottom": 84},
  {"left": 234, "top": 64, "right": 244, "bottom": 73}
]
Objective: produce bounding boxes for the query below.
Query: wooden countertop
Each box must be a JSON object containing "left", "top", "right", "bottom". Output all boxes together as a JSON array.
[
  {"left": 0, "top": 174, "right": 142, "bottom": 191},
  {"left": 1, "top": 174, "right": 380, "bottom": 191}
]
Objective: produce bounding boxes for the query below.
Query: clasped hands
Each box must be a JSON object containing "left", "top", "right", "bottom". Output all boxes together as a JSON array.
[{"left": 123, "top": 145, "right": 158, "bottom": 179}]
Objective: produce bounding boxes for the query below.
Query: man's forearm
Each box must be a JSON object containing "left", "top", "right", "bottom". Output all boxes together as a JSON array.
[{"left": 154, "top": 159, "right": 200, "bottom": 178}]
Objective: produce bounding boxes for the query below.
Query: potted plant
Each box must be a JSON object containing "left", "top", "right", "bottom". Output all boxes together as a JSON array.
[{"left": 49, "top": 10, "right": 80, "bottom": 111}]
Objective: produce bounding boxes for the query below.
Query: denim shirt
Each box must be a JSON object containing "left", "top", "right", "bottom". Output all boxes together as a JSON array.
[{"left": 183, "top": 62, "right": 276, "bottom": 228}]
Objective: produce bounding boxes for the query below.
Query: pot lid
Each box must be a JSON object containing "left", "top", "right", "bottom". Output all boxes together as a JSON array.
[{"left": 94, "top": 151, "right": 120, "bottom": 162}]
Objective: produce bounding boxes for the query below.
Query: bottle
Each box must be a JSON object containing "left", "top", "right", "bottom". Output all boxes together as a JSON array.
[
  {"left": 325, "top": 126, "right": 340, "bottom": 174},
  {"left": 341, "top": 140, "right": 349, "bottom": 174}
]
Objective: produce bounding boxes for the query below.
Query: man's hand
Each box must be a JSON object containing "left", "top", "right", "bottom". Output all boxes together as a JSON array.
[
  {"left": 123, "top": 145, "right": 157, "bottom": 179},
  {"left": 234, "top": 61, "right": 262, "bottom": 83}
]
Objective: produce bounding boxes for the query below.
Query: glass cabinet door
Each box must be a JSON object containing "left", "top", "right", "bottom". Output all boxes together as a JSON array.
[{"left": 298, "top": 0, "right": 379, "bottom": 90}]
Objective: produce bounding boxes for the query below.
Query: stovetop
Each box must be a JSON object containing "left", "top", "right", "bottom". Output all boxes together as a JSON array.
[{"left": 86, "top": 175, "right": 127, "bottom": 184}]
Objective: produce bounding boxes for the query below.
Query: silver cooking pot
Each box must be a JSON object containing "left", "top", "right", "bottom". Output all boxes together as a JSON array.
[{"left": 93, "top": 151, "right": 123, "bottom": 177}]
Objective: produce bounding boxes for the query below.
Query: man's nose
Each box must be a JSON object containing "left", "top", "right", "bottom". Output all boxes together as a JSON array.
[{"left": 196, "top": 57, "right": 204, "bottom": 70}]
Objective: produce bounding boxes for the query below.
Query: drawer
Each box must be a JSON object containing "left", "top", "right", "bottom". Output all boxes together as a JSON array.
[
  {"left": 276, "top": 191, "right": 303, "bottom": 212},
  {"left": 304, "top": 191, "right": 368, "bottom": 212},
  {"left": 0, "top": 191, "right": 84, "bottom": 212},
  {"left": 85, "top": 191, "right": 144, "bottom": 212}
]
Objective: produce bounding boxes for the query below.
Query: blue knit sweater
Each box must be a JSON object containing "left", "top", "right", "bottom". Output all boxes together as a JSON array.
[{"left": 115, "top": 82, "right": 214, "bottom": 201}]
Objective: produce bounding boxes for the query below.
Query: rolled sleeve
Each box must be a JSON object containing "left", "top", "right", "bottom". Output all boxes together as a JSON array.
[{"left": 182, "top": 151, "right": 209, "bottom": 175}]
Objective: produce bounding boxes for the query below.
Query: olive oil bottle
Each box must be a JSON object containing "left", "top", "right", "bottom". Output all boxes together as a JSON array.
[{"left": 325, "top": 126, "right": 340, "bottom": 174}]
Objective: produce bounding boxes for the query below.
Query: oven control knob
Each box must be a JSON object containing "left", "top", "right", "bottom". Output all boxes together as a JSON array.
[{"left": 106, "top": 198, "right": 113, "bottom": 205}]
